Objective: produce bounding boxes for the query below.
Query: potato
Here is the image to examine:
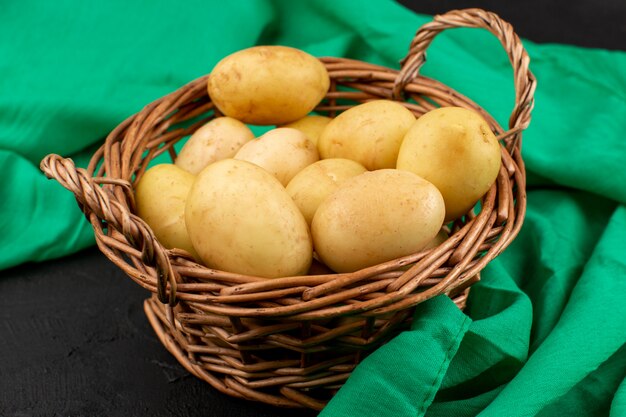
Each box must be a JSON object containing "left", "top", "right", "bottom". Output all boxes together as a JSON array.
[
  {"left": 286, "top": 158, "right": 367, "bottom": 225},
  {"left": 135, "top": 164, "right": 198, "bottom": 259},
  {"left": 312, "top": 169, "right": 445, "bottom": 273},
  {"left": 207, "top": 46, "right": 330, "bottom": 125},
  {"left": 317, "top": 100, "right": 415, "bottom": 170},
  {"left": 234, "top": 128, "right": 319, "bottom": 186},
  {"left": 185, "top": 159, "right": 312, "bottom": 278},
  {"left": 281, "top": 115, "right": 332, "bottom": 147},
  {"left": 175, "top": 117, "right": 254, "bottom": 175},
  {"left": 396, "top": 107, "right": 502, "bottom": 221}
]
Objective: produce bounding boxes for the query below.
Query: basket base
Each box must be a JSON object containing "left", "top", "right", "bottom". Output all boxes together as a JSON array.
[
  {"left": 143, "top": 297, "right": 335, "bottom": 409},
  {"left": 142, "top": 288, "right": 470, "bottom": 410}
]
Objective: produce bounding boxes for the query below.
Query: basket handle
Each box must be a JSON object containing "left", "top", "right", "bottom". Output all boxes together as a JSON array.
[
  {"left": 40, "top": 154, "right": 178, "bottom": 305},
  {"left": 393, "top": 8, "right": 536, "bottom": 137}
]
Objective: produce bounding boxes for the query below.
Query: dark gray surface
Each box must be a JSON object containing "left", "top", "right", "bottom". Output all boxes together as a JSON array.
[
  {"left": 1, "top": 2, "right": 623, "bottom": 417},
  {"left": 399, "top": 0, "right": 626, "bottom": 51},
  {"left": 0, "top": 247, "right": 314, "bottom": 417}
]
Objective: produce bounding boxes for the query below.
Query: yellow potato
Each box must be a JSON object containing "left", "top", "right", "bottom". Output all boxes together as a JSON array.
[
  {"left": 281, "top": 115, "right": 332, "bottom": 147},
  {"left": 286, "top": 158, "right": 367, "bottom": 225},
  {"left": 312, "top": 169, "right": 445, "bottom": 273},
  {"left": 396, "top": 107, "right": 502, "bottom": 221},
  {"left": 175, "top": 117, "right": 254, "bottom": 175},
  {"left": 185, "top": 159, "right": 312, "bottom": 278},
  {"left": 135, "top": 164, "right": 198, "bottom": 259},
  {"left": 317, "top": 100, "right": 415, "bottom": 170},
  {"left": 234, "top": 128, "right": 319, "bottom": 186},
  {"left": 207, "top": 46, "right": 330, "bottom": 125}
]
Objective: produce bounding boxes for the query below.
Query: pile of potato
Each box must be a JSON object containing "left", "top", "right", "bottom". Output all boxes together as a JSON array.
[{"left": 135, "top": 46, "right": 502, "bottom": 278}]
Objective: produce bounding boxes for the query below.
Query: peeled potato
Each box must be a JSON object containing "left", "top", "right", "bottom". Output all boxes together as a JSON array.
[
  {"left": 281, "top": 115, "right": 332, "bottom": 147},
  {"left": 207, "top": 46, "right": 330, "bottom": 125},
  {"left": 396, "top": 107, "right": 502, "bottom": 221},
  {"left": 312, "top": 169, "right": 445, "bottom": 273},
  {"left": 185, "top": 159, "right": 312, "bottom": 278},
  {"left": 135, "top": 164, "right": 198, "bottom": 259},
  {"left": 234, "top": 128, "right": 319, "bottom": 186},
  {"left": 286, "top": 158, "right": 367, "bottom": 225},
  {"left": 175, "top": 117, "right": 254, "bottom": 175},
  {"left": 317, "top": 100, "right": 415, "bottom": 170}
]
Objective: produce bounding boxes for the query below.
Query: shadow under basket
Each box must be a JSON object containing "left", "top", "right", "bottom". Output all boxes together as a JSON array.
[{"left": 41, "top": 8, "right": 535, "bottom": 411}]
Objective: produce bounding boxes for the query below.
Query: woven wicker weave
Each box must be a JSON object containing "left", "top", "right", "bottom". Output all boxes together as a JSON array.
[{"left": 41, "top": 9, "right": 535, "bottom": 410}]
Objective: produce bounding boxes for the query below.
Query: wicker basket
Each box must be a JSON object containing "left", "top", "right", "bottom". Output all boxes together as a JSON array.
[{"left": 41, "top": 8, "right": 535, "bottom": 411}]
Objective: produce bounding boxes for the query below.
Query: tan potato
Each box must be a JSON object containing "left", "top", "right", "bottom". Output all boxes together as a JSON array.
[
  {"left": 396, "top": 107, "right": 502, "bottom": 221},
  {"left": 312, "top": 169, "right": 445, "bottom": 273},
  {"left": 175, "top": 117, "right": 254, "bottom": 175},
  {"left": 234, "top": 128, "right": 319, "bottom": 186},
  {"left": 135, "top": 164, "right": 198, "bottom": 259},
  {"left": 185, "top": 159, "right": 312, "bottom": 278},
  {"left": 207, "top": 46, "right": 330, "bottom": 125},
  {"left": 317, "top": 100, "right": 415, "bottom": 170},
  {"left": 286, "top": 158, "right": 367, "bottom": 225},
  {"left": 281, "top": 115, "right": 332, "bottom": 147}
]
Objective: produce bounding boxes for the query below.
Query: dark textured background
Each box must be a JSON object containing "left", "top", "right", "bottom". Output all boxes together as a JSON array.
[
  {"left": 1, "top": 1, "right": 624, "bottom": 417},
  {"left": 398, "top": 0, "right": 626, "bottom": 51}
]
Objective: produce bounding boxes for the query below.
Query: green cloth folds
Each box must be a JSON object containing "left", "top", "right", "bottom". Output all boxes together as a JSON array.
[
  {"left": 1, "top": 0, "right": 625, "bottom": 416},
  {"left": 325, "top": 296, "right": 472, "bottom": 416}
]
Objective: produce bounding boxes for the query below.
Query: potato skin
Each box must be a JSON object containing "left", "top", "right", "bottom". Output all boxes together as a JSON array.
[
  {"left": 175, "top": 117, "right": 254, "bottom": 175},
  {"left": 281, "top": 115, "right": 332, "bottom": 147},
  {"left": 396, "top": 107, "right": 502, "bottom": 221},
  {"left": 311, "top": 169, "right": 445, "bottom": 273},
  {"left": 286, "top": 158, "right": 367, "bottom": 226},
  {"left": 234, "top": 128, "right": 319, "bottom": 186},
  {"left": 185, "top": 159, "right": 312, "bottom": 278},
  {"left": 317, "top": 100, "right": 415, "bottom": 170},
  {"left": 135, "top": 164, "right": 198, "bottom": 259},
  {"left": 207, "top": 46, "right": 330, "bottom": 125}
]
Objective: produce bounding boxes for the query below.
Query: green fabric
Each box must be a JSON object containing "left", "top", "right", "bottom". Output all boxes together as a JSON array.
[
  {"left": 2, "top": 0, "right": 625, "bottom": 416},
  {"left": 330, "top": 296, "right": 472, "bottom": 417},
  {"left": 324, "top": 193, "right": 626, "bottom": 417}
]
